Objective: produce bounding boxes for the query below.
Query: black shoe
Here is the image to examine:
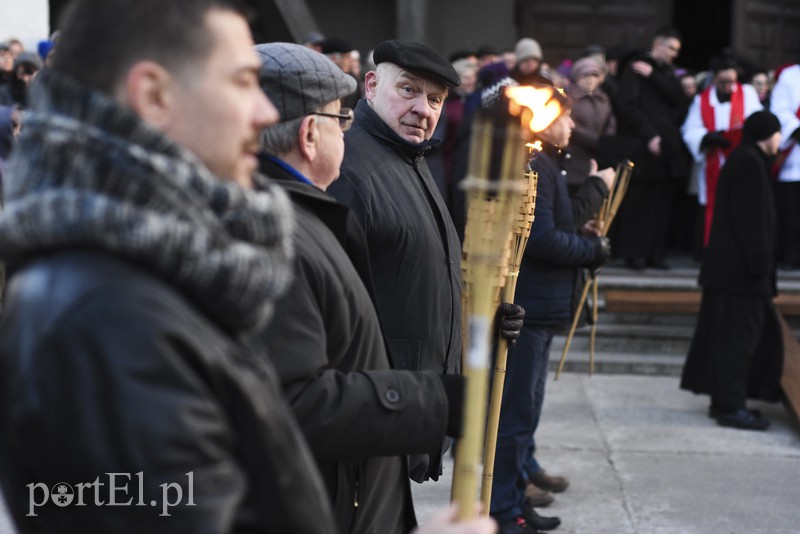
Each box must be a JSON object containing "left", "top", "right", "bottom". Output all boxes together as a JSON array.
[
  {"left": 715, "top": 408, "right": 770, "bottom": 431},
  {"left": 498, "top": 516, "right": 546, "bottom": 534},
  {"left": 708, "top": 403, "right": 761, "bottom": 419},
  {"left": 522, "top": 502, "right": 561, "bottom": 531},
  {"left": 625, "top": 258, "right": 646, "bottom": 271}
]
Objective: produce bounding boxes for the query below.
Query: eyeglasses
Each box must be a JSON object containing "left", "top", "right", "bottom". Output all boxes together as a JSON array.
[{"left": 310, "top": 107, "right": 354, "bottom": 131}]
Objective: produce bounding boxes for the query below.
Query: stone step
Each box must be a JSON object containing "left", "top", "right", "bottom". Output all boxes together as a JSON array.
[
  {"left": 547, "top": 350, "right": 684, "bottom": 376},
  {"left": 551, "top": 323, "right": 693, "bottom": 355},
  {"left": 527, "top": 256, "right": 800, "bottom": 376}
]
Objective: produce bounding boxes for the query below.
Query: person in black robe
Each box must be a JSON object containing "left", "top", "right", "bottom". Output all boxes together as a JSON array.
[
  {"left": 611, "top": 27, "right": 689, "bottom": 270},
  {"left": 680, "top": 111, "right": 785, "bottom": 430}
]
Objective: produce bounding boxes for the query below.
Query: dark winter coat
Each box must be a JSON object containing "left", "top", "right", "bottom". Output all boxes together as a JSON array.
[
  {"left": 1, "top": 253, "right": 330, "bottom": 533},
  {"left": 614, "top": 53, "right": 688, "bottom": 181},
  {"left": 515, "top": 142, "right": 607, "bottom": 327},
  {"left": 257, "top": 158, "right": 451, "bottom": 533},
  {"left": 0, "top": 71, "right": 332, "bottom": 533},
  {"left": 699, "top": 140, "right": 777, "bottom": 297},
  {"left": 681, "top": 139, "right": 783, "bottom": 404},
  {"left": 328, "top": 101, "right": 462, "bottom": 376},
  {"left": 328, "top": 100, "right": 462, "bottom": 481}
]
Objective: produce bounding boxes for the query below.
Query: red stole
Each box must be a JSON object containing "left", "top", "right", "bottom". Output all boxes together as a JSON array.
[{"left": 701, "top": 84, "right": 744, "bottom": 245}]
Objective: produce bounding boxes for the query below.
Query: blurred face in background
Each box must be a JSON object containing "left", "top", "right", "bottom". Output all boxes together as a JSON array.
[
  {"left": 0, "top": 48, "right": 12, "bottom": 72},
  {"left": 680, "top": 75, "right": 697, "bottom": 99},
  {"left": 459, "top": 68, "right": 477, "bottom": 94},
  {"left": 751, "top": 72, "right": 769, "bottom": 101},
  {"left": 16, "top": 63, "right": 40, "bottom": 86},
  {"left": 8, "top": 41, "right": 23, "bottom": 59},
  {"left": 714, "top": 68, "right": 738, "bottom": 98},
  {"left": 517, "top": 56, "right": 540, "bottom": 76},
  {"left": 652, "top": 36, "right": 680, "bottom": 65},
  {"left": 349, "top": 50, "right": 361, "bottom": 77},
  {"left": 576, "top": 71, "right": 602, "bottom": 93},
  {"left": 762, "top": 130, "right": 782, "bottom": 156},
  {"left": 540, "top": 110, "right": 574, "bottom": 148}
]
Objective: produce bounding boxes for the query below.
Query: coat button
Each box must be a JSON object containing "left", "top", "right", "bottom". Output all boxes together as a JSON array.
[{"left": 385, "top": 389, "right": 400, "bottom": 403}]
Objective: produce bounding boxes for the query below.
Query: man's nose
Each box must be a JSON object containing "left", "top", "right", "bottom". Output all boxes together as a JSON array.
[
  {"left": 410, "top": 95, "right": 432, "bottom": 117},
  {"left": 254, "top": 89, "right": 280, "bottom": 130}
]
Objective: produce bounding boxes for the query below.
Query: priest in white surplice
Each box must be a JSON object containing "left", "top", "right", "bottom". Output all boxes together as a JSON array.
[
  {"left": 682, "top": 54, "right": 762, "bottom": 245},
  {"left": 770, "top": 62, "right": 800, "bottom": 267}
]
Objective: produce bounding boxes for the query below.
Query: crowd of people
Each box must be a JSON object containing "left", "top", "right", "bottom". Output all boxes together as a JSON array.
[
  {"left": 0, "top": 1, "right": 796, "bottom": 533},
  {"left": 418, "top": 31, "right": 799, "bottom": 273}
]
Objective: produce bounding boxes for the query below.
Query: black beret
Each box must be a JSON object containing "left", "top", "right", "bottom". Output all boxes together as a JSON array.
[
  {"left": 373, "top": 39, "right": 460, "bottom": 88},
  {"left": 742, "top": 110, "right": 781, "bottom": 142}
]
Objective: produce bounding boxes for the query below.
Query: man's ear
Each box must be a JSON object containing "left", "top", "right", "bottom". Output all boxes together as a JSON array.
[
  {"left": 364, "top": 71, "right": 378, "bottom": 101},
  {"left": 119, "top": 61, "right": 177, "bottom": 129},
  {"left": 297, "top": 115, "right": 318, "bottom": 162}
]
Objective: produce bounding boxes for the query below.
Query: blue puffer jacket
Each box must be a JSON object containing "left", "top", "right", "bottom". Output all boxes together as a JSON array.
[{"left": 515, "top": 142, "right": 606, "bottom": 327}]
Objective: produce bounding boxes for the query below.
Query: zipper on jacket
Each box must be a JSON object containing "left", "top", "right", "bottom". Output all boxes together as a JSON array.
[{"left": 346, "top": 462, "right": 361, "bottom": 533}]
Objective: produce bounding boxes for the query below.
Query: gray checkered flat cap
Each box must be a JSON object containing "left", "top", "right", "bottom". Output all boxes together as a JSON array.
[{"left": 255, "top": 42, "right": 357, "bottom": 122}]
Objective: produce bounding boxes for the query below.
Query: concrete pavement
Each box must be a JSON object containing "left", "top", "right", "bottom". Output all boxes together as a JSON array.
[
  {"left": 412, "top": 372, "right": 800, "bottom": 534},
  {"left": 2, "top": 372, "right": 797, "bottom": 533}
]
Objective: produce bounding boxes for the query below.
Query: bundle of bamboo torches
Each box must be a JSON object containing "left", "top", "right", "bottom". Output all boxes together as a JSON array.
[
  {"left": 452, "top": 84, "right": 562, "bottom": 520},
  {"left": 478, "top": 167, "right": 538, "bottom": 512},
  {"left": 555, "top": 160, "right": 634, "bottom": 379},
  {"left": 453, "top": 96, "right": 527, "bottom": 521}
]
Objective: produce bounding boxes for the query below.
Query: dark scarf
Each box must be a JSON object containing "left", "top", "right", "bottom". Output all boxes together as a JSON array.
[{"left": 0, "top": 70, "right": 294, "bottom": 333}]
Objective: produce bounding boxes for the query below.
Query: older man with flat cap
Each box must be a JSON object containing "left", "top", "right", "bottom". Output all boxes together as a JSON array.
[
  {"left": 253, "top": 43, "right": 496, "bottom": 534},
  {"left": 328, "top": 40, "right": 525, "bottom": 483}
]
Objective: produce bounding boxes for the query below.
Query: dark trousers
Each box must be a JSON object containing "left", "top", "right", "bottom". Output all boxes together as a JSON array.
[
  {"left": 612, "top": 179, "right": 673, "bottom": 262},
  {"left": 490, "top": 325, "right": 554, "bottom": 521}
]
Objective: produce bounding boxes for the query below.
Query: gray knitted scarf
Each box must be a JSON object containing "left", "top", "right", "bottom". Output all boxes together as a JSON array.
[{"left": 0, "top": 70, "right": 294, "bottom": 333}]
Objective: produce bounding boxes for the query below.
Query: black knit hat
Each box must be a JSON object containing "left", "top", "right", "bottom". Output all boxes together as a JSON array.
[
  {"left": 743, "top": 110, "right": 781, "bottom": 141},
  {"left": 373, "top": 39, "right": 460, "bottom": 87}
]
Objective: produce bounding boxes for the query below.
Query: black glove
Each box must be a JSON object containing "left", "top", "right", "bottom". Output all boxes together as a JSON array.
[
  {"left": 437, "top": 374, "right": 465, "bottom": 438},
  {"left": 588, "top": 236, "right": 611, "bottom": 273},
  {"left": 699, "top": 131, "right": 732, "bottom": 151},
  {"left": 496, "top": 302, "right": 525, "bottom": 347},
  {"left": 791, "top": 127, "right": 800, "bottom": 143}
]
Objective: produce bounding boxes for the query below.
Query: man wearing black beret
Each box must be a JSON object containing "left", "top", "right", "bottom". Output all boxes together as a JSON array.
[
  {"left": 328, "top": 39, "right": 526, "bottom": 483},
  {"left": 254, "top": 41, "right": 471, "bottom": 534},
  {"left": 681, "top": 110, "right": 784, "bottom": 431}
]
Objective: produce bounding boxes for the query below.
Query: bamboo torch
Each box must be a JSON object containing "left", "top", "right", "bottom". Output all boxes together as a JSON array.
[
  {"left": 478, "top": 167, "right": 538, "bottom": 512},
  {"left": 477, "top": 85, "right": 567, "bottom": 513},
  {"left": 555, "top": 160, "right": 634, "bottom": 379},
  {"left": 452, "top": 91, "right": 529, "bottom": 521}
]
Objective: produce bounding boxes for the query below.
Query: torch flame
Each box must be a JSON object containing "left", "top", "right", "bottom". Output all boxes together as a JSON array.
[
  {"left": 525, "top": 140, "right": 543, "bottom": 153},
  {"left": 506, "top": 85, "right": 564, "bottom": 133}
]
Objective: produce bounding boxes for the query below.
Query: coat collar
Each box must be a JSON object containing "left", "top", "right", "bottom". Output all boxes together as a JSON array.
[{"left": 352, "top": 99, "right": 439, "bottom": 161}]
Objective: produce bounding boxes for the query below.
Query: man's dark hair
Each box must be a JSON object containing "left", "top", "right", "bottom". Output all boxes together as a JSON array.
[
  {"left": 653, "top": 26, "right": 682, "bottom": 42},
  {"left": 709, "top": 51, "right": 740, "bottom": 74},
  {"left": 52, "top": 0, "right": 249, "bottom": 94}
]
